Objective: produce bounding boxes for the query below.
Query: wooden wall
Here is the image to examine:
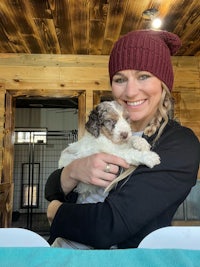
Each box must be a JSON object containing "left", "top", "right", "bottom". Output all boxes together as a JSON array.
[{"left": 0, "top": 54, "right": 199, "bottom": 185}]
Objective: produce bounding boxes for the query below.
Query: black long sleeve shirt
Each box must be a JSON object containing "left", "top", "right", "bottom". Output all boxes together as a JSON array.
[{"left": 45, "top": 121, "right": 200, "bottom": 248}]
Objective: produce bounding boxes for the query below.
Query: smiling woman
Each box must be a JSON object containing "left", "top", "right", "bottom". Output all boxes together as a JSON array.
[
  {"left": 45, "top": 29, "right": 200, "bottom": 249},
  {"left": 109, "top": 30, "right": 179, "bottom": 142}
]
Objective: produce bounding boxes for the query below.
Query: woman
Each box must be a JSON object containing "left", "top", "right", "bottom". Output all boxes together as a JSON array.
[{"left": 45, "top": 29, "right": 200, "bottom": 249}]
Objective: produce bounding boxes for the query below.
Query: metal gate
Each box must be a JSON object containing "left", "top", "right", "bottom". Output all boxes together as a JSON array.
[{"left": 12, "top": 129, "right": 78, "bottom": 235}]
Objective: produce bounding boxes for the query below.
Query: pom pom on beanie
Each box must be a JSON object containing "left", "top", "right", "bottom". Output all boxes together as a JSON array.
[{"left": 109, "top": 30, "right": 181, "bottom": 91}]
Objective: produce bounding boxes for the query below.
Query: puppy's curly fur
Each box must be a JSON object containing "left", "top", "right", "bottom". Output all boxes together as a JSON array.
[{"left": 59, "top": 101, "right": 160, "bottom": 203}]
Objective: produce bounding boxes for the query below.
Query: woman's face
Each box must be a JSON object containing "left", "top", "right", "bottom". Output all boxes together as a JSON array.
[{"left": 111, "top": 70, "right": 163, "bottom": 131}]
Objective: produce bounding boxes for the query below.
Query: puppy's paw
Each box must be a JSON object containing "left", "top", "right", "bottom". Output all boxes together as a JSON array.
[
  {"left": 142, "top": 151, "right": 160, "bottom": 168},
  {"left": 131, "top": 136, "right": 151, "bottom": 151}
]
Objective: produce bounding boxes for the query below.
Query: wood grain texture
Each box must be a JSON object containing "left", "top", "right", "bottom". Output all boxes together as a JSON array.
[{"left": 0, "top": 0, "right": 199, "bottom": 55}]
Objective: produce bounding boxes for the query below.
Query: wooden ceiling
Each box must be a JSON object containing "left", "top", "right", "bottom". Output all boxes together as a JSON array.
[{"left": 0, "top": 0, "right": 199, "bottom": 56}]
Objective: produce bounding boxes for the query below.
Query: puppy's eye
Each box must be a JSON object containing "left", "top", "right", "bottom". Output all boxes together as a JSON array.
[
  {"left": 125, "top": 116, "right": 131, "bottom": 123},
  {"left": 123, "top": 112, "right": 130, "bottom": 123},
  {"left": 104, "top": 119, "right": 116, "bottom": 129}
]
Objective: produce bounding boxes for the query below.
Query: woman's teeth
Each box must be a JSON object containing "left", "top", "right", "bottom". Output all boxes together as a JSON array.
[{"left": 127, "top": 100, "right": 145, "bottom": 106}]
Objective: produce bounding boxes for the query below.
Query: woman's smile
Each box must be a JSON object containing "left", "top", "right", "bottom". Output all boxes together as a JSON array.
[{"left": 126, "top": 99, "right": 146, "bottom": 107}]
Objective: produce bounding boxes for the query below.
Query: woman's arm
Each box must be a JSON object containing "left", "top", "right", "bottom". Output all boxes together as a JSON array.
[
  {"left": 45, "top": 168, "right": 66, "bottom": 202},
  {"left": 47, "top": 200, "right": 62, "bottom": 225}
]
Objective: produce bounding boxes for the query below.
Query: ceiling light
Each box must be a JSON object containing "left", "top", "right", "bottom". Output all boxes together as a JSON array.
[
  {"left": 142, "top": 8, "right": 162, "bottom": 29},
  {"left": 151, "top": 18, "right": 162, "bottom": 29}
]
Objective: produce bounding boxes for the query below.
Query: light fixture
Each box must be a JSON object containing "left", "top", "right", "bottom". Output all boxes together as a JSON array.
[
  {"left": 151, "top": 18, "right": 162, "bottom": 29},
  {"left": 142, "top": 8, "right": 162, "bottom": 29}
]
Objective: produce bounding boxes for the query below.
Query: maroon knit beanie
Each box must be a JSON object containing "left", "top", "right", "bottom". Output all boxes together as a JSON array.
[{"left": 109, "top": 30, "right": 181, "bottom": 91}]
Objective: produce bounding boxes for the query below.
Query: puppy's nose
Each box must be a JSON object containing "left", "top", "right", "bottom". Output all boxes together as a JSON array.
[{"left": 120, "top": 132, "right": 128, "bottom": 140}]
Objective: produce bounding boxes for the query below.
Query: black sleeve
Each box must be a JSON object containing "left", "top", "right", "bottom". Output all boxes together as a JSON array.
[
  {"left": 45, "top": 168, "right": 78, "bottom": 203},
  {"left": 49, "top": 125, "right": 200, "bottom": 248}
]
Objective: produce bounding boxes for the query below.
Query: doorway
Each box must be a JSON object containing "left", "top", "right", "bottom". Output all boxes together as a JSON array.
[{"left": 7, "top": 94, "right": 81, "bottom": 235}]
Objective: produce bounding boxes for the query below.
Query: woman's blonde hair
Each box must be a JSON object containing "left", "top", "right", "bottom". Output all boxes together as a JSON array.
[{"left": 144, "top": 83, "right": 174, "bottom": 144}]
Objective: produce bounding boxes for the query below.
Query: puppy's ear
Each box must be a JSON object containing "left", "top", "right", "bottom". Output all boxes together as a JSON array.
[{"left": 85, "top": 105, "right": 101, "bottom": 138}]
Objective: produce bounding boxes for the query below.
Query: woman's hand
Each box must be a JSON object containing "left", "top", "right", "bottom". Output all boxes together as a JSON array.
[
  {"left": 60, "top": 152, "right": 130, "bottom": 195},
  {"left": 47, "top": 200, "right": 62, "bottom": 225}
]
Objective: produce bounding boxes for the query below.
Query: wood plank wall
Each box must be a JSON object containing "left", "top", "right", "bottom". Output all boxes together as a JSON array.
[{"left": 0, "top": 54, "right": 199, "bottom": 185}]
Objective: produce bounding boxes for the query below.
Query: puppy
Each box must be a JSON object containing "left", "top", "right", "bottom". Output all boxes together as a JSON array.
[{"left": 59, "top": 101, "right": 160, "bottom": 203}]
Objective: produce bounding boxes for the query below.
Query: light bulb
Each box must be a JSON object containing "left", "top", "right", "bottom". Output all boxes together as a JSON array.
[{"left": 151, "top": 18, "right": 162, "bottom": 29}]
